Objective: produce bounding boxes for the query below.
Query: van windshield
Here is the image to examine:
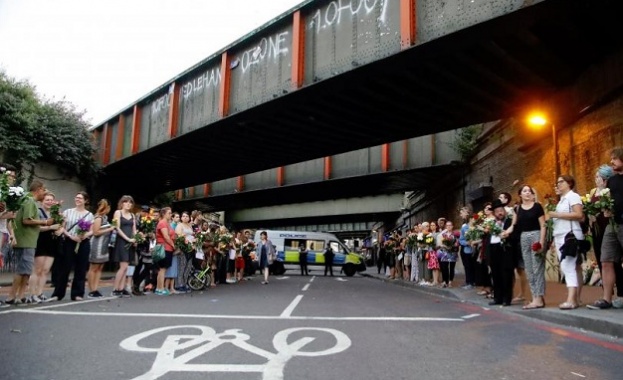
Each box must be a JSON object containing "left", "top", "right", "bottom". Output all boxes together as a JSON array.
[{"left": 330, "top": 241, "right": 350, "bottom": 255}]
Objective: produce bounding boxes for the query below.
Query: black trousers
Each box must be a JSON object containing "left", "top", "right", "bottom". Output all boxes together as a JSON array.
[
  {"left": 460, "top": 251, "right": 476, "bottom": 286},
  {"left": 52, "top": 239, "right": 90, "bottom": 300},
  {"left": 440, "top": 261, "right": 456, "bottom": 285},
  {"left": 489, "top": 243, "right": 514, "bottom": 304},
  {"left": 300, "top": 253, "right": 308, "bottom": 275},
  {"left": 324, "top": 256, "right": 334, "bottom": 276},
  {"left": 133, "top": 256, "right": 154, "bottom": 290}
]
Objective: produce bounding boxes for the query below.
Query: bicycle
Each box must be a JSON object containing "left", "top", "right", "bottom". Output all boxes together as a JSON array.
[{"left": 187, "top": 256, "right": 212, "bottom": 291}]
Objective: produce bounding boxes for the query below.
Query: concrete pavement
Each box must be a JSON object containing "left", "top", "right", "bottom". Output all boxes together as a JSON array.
[{"left": 361, "top": 271, "right": 623, "bottom": 339}]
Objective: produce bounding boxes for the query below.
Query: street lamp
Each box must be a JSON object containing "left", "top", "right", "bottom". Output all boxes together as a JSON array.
[{"left": 527, "top": 112, "right": 559, "bottom": 180}]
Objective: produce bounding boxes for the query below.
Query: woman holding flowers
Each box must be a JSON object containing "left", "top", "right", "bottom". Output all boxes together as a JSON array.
[
  {"left": 111, "top": 195, "right": 137, "bottom": 297},
  {"left": 549, "top": 175, "right": 585, "bottom": 310},
  {"left": 174, "top": 211, "right": 194, "bottom": 292},
  {"left": 50, "top": 191, "right": 94, "bottom": 302},
  {"left": 437, "top": 220, "right": 458, "bottom": 287},
  {"left": 87, "top": 199, "right": 116, "bottom": 298},
  {"left": 428, "top": 221, "right": 441, "bottom": 286},
  {"left": 506, "top": 185, "right": 546, "bottom": 309},
  {"left": 28, "top": 192, "right": 62, "bottom": 303},
  {"left": 155, "top": 207, "right": 176, "bottom": 295}
]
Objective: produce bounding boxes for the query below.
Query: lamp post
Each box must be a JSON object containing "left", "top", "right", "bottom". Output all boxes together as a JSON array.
[{"left": 527, "top": 113, "right": 559, "bottom": 180}]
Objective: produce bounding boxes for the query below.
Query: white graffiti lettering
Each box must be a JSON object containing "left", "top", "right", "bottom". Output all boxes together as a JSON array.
[
  {"left": 120, "top": 325, "right": 351, "bottom": 380},
  {"left": 239, "top": 31, "right": 289, "bottom": 73},
  {"left": 150, "top": 84, "right": 174, "bottom": 116},
  {"left": 181, "top": 68, "right": 221, "bottom": 100},
  {"left": 309, "top": 0, "right": 389, "bottom": 34}
]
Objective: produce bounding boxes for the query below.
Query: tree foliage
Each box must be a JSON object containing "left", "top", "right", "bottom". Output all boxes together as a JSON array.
[
  {"left": 0, "top": 71, "right": 99, "bottom": 181},
  {"left": 449, "top": 124, "right": 484, "bottom": 162}
]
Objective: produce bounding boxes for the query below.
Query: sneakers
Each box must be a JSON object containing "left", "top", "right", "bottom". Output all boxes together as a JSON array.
[
  {"left": 87, "top": 291, "right": 104, "bottom": 299},
  {"left": 38, "top": 294, "right": 48, "bottom": 302},
  {"left": 611, "top": 298, "right": 623, "bottom": 309},
  {"left": 586, "top": 299, "right": 613, "bottom": 310},
  {"left": 45, "top": 296, "right": 59, "bottom": 303},
  {"left": 0, "top": 301, "right": 9, "bottom": 308},
  {"left": 111, "top": 290, "right": 123, "bottom": 297},
  {"left": 30, "top": 295, "right": 42, "bottom": 304},
  {"left": 121, "top": 289, "right": 132, "bottom": 297},
  {"left": 154, "top": 289, "right": 170, "bottom": 296},
  {"left": 132, "top": 289, "right": 145, "bottom": 296}
]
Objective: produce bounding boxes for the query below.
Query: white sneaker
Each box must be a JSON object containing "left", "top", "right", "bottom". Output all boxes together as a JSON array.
[
  {"left": 30, "top": 295, "right": 42, "bottom": 304},
  {"left": 612, "top": 298, "right": 623, "bottom": 309}
]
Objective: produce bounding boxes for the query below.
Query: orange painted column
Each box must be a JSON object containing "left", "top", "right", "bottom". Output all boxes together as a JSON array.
[
  {"left": 188, "top": 186, "right": 195, "bottom": 198},
  {"left": 103, "top": 123, "right": 112, "bottom": 166},
  {"left": 277, "top": 167, "right": 285, "bottom": 186},
  {"left": 291, "top": 10, "right": 305, "bottom": 89},
  {"left": 236, "top": 176, "right": 244, "bottom": 192},
  {"left": 219, "top": 52, "right": 231, "bottom": 118},
  {"left": 131, "top": 104, "right": 142, "bottom": 154},
  {"left": 381, "top": 144, "right": 390, "bottom": 172},
  {"left": 400, "top": 0, "right": 416, "bottom": 50},
  {"left": 203, "top": 183, "right": 211, "bottom": 197},
  {"left": 168, "top": 83, "right": 180, "bottom": 138},
  {"left": 115, "top": 114, "right": 125, "bottom": 161},
  {"left": 324, "top": 157, "right": 332, "bottom": 180},
  {"left": 402, "top": 140, "right": 409, "bottom": 169}
]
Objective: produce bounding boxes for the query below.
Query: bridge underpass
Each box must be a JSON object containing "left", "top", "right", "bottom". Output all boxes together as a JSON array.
[
  {"left": 93, "top": 0, "right": 623, "bottom": 199},
  {"left": 91, "top": 0, "right": 623, "bottom": 233}
]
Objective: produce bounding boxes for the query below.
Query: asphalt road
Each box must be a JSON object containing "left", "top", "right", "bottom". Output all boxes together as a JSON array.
[{"left": 1, "top": 272, "right": 622, "bottom": 380}]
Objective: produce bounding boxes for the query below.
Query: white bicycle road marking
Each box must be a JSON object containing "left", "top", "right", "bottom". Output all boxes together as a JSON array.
[
  {"left": 301, "top": 284, "right": 310, "bottom": 291},
  {"left": 120, "top": 325, "right": 351, "bottom": 380}
]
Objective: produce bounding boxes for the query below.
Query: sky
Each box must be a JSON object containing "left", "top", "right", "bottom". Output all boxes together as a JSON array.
[{"left": 0, "top": 0, "right": 304, "bottom": 126}]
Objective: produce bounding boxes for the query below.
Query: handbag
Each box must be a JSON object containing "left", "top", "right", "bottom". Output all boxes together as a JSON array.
[
  {"left": 559, "top": 203, "right": 580, "bottom": 258},
  {"left": 152, "top": 244, "right": 166, "bottom": 263}
]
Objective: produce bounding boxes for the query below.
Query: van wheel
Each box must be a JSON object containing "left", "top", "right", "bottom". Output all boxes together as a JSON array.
[{"left": 343, "top": 264, "right": 356, "bottom": 277}]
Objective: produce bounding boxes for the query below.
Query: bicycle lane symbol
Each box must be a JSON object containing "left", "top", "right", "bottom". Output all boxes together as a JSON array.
[{"left": 119, "top": 325, "right": 352, "bottom": 380}]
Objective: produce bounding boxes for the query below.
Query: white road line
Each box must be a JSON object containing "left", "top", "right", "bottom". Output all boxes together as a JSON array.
[
  {"left": 462, "top": 313, "right": 480, "bottom": 319},
  {"left": 309, "top": 276, "right": 315, "bottom": 283},
  {"left": 302, "top": 284, "right": 310, "bottom": 291},
  {"left": 280, "top": 295, "right": 304, "bottom": 317},
  {"left": 34, "top": 296, "right": 118, "bottom": 310},
  {"left": 12, "top": 309, "right": 466, "bottom": 322}
]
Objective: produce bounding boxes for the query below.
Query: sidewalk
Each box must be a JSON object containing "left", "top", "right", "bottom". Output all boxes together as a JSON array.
[{"left": 361, "top": 271, "right": 623, "bottom": 339}]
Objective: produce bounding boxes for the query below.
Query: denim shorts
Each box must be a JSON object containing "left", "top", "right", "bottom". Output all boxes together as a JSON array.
[{"left": 14, "top": 248, "right": 35, "bottom": 275}]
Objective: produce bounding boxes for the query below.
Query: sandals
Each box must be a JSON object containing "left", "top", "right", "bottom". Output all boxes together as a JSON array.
[
  {"left": 477, "top": 290, "right": 491, "bottom": 296},
  {"left": 522, "top": 303, "right": 545, "bottom": 310},
  {"left": 559, "top": 302, "right": 578, "bottom": 310}
]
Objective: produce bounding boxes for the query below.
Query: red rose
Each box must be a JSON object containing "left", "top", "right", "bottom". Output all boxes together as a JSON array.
[
  {"left": 531, "top": 242, "right": 542, "bottom": 252},
  {"left": 473, "top": 214, "right": 479, "bottom": 220}
]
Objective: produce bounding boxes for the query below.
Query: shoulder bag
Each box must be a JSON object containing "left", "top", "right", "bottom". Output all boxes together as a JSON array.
[{"left": 152, "top": 243, "right": 166, "bottom": 263}]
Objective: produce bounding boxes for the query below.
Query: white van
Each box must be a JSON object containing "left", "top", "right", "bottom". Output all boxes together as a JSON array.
[{"left": 253, "top": 230, "right": 366, "bottom": 277}]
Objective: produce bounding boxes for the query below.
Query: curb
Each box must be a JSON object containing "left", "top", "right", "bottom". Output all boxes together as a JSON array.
[{"left": 360, "top": 273, "right": 623, "bottom": 339}]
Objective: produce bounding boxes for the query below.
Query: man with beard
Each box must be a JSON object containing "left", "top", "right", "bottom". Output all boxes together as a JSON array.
[{"left": 489, "top": 199, "right": 514, "bottom": 306}]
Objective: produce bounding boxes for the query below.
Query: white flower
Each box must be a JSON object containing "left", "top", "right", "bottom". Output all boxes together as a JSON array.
[
  {"left": 599, "top": 188, "right": 610, "bottom": 196},
  {"left": 0, "top": 167, "right": 6, "bottom": 172},
  {"left": 8, "top": 186, "right": 24, "bottom": 197}
]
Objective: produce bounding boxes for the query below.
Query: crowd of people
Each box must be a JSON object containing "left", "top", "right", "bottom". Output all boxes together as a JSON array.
[
  {"left": 2, "top": 147, "right": 623, "bottom": 310},
  {"left": 376, "top": 147, "right": 623, "bottom": 310},
  {"left": 0, "top": 164, "right": 281, "bottom": 305}
]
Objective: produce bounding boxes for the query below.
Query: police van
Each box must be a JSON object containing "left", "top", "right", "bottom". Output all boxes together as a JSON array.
[{"left": 253, "top": 230, "right": 366, "bottom": 277}]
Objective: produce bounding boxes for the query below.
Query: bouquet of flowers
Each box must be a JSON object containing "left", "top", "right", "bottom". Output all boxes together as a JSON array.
[
  {"left": 464, "top": 226, "right": 484, "bottom": 242},
  {"left": 139, "top": 214, "right": 156, "bottom": 234},
  {"left": 405, "top": 232, "right": 419, "bottom": 249},
  {"left": 242, "top": 240, "right": 256, "bottom": 257},
  {"left": 75, "top": 219, "right": 92, "bottom": 253},
  {"left": 384, "top": 239, "right": 396, "bottom": 250},
  {"left": 127, "top": 232, "right": 146, "bottom": 249},
  {"left": 1, "top": 186, "right": 26, "bottom": 212},
  {"left": 193, "top": 230, "right": 208, "bottom": 251},
  {"left": 472, "top": 211, "right": 485, "bottom": 225},
  {"left": 583, "top": 188, "right": 616, "bottom": 233},
  {"left": 441, "top": 232, "right": 456, "bottom": 250},
  {"left": 215, "top": 231, "right": 233, "bottom": 251},
  {"left": 482, "top": 219, "right": 503, "bottom": 236},
  {"left": 50, "top": 202, "right": 64, "bottom": 224},
  {"left": 425, "top": 233, "right": 435, "bottom": 246},
  {"left": 174, "top": 234, "right": 193, "bottom": 253}
]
